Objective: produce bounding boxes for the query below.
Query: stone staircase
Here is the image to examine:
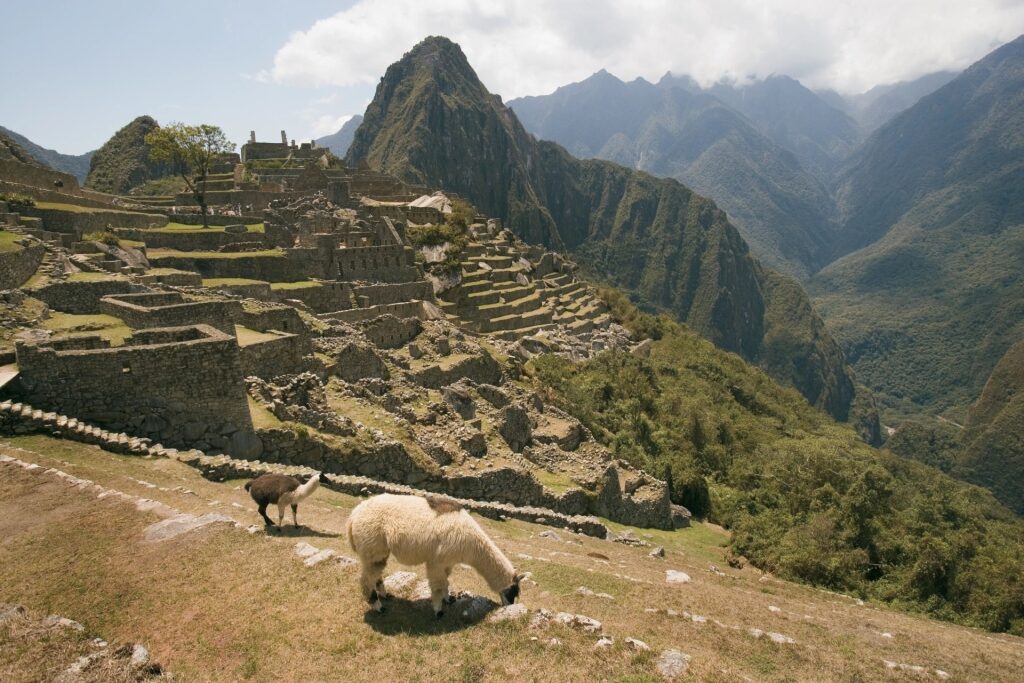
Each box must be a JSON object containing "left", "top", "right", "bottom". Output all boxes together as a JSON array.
[{"left": 441, "top": 233, "right": 612, "bottom": 339}]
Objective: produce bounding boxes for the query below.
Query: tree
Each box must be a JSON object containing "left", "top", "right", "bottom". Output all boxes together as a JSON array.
[{"left": 145, "top": 123, "right": 235, "bottom": 228}]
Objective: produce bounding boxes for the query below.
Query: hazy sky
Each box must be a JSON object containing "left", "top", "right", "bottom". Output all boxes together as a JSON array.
[{"left": 2, "top": 0, "right": 1022, "bottom": 155}]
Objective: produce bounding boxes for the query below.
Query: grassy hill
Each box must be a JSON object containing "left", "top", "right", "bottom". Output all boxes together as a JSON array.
[
  {"left": 346, "top": 36, "right": 865, "bottom": 429},
  {"left": 2, "top": 435, "right": 1023, "bottom": 681}
]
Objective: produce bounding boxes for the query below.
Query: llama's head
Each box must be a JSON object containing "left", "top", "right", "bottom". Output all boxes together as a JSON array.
[
  {"left": 500, "top": 572, "right": 526, "bottom": 605},
  {"left": 318, "top": 472, "right": 329, "bottom": 485}
]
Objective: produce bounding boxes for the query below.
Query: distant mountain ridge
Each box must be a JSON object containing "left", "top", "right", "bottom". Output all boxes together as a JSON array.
[
  {"left": 812, "top": 34, "right": 1024, "bottom": 416},
  {"left": 0, "top": 126, "right": 94, "bottom": 182},
  {"left": 315, "top": 115, "right": 363, "bottom": 157},
  {"left": 346, "top": 36, "right": 870, "bottom": 431},
  {"left": 510, "top": 71, "right": 840, "bottom": 279}
]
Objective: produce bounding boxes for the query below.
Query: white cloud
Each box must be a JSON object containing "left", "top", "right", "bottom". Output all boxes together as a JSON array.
[
  {"left": 264, "top": 0, "right": 1024, "bottom": 96},
  {"left": 311, "top": 113, "right": 353, "bottom": 138}
]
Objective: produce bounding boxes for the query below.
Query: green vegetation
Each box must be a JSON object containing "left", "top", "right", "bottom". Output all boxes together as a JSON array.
[
  {"left": 409, "top": 216, "right": 469, "bottom": 276},
  {"left": 0, "top": 192, "right": 35, "bottom": 208},
  {"left": 0, "top": 230, "right": 22, "bottom": 253},
  {"left": 148, "top": 248, "right": 284, "bottom": 260},
  {"left": 269, "top": 281, "right": 321, "bottom": 290},
  {"left": 41, "top": 313, "right": 130, "bottom": 345},
  {"left": 128, "top": 175, "right": 187, "bottom": 197},
  {"left": 813, "top": 37, "right": 1024, "bottom": 421},
  {"left": 527, "top": 299, "right": 1024, "bottom": 634},
  {"left": 146, "top": 122, "right": 236, "bottom": 228},
  {"left": 81, "top": 229, "right": 120, "bottom": 246},
  {"left": 202, "top": 278, "right": 267, "bottom": 287},
  {"left": 148, "top": 222, "right": 263, "bottom": 234},
  {"left": 84, "top": 115, "right": 175, "bottom": 194},
  {"left": 66, "top": 272, "right": 123, "bottom": 282}
]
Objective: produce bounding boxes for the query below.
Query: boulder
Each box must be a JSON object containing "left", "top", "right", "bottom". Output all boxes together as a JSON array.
[{"left": 499, "top": 404, "right": 532, "bottom": 452}]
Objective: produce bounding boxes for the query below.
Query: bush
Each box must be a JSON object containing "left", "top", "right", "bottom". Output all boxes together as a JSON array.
[
  {"left": 82, "top": 230, "right": 120, "bottom": 246},
  {"left": 528, "top": 290, "right": 1024, "bottom": 633},
  {"left": 0, "top": 192, "right": 36, "bottom": 208}
]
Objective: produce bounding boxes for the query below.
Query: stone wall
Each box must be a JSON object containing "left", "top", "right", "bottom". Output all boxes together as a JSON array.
[
  {"left": 99, "top": 292, "right": 241, "bottom": 334},
  {"left": 149, "top": 252, "right": 311, "bottom": 282},
  {"left": 335, "top": 244, "right": 418, "bottom": 282},
  {"left": 353, "top": 281, "right": 434, "bottom": 306},
  {"left": 272, "top": 281, "right": 353, "bottom": 313},
  {"left": 13, "top": 324, "right": 258, "bottom": 455},
  {"left": 239, "top": 332, "right": 310, "bottom": 379},
  {"left": 0, "top": 179, "right": 120, "bottom": 210},
  {"left": 326, "top": 300, "right": 426, "bottom": 325},
  {"left": 21, "top": 206, "right": 167, "bottom": 238},
  {"left": 0, "top": 159, "right": 80, "bottom": 193},
  {"left": 361, "top": 314, "right": 422, "bottom": 349},
  {"left": 237, "top": 304, "right": 305, "bottom": 334},
  {"left": 0, "top": 240, "right": 44, "bottom": 290},
  {"left": 116, "top": 228, "right": 272, "bottom": 251},
  {"left": 28, "top": 279, "right": 144, "bottom": 314}
]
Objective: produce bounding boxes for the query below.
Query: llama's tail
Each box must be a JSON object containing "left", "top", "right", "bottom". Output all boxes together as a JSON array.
[
  {"left": 244, "top": 480, "right": 252, "bottom": 492},
  {"left": 345, "top": 515, "right": 355, "bottom": 551}
]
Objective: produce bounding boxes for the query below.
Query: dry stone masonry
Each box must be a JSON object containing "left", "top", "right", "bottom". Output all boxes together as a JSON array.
[{"left": 0, "top": 154, "right": 681, "bottom": 530}]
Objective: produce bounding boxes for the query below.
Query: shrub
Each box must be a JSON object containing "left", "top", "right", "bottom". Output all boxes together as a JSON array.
[
  {"left": 82, "top": 230, "right": 120, "bottom": 246},
  {"left": 0, "top": 192, "right": 36, "bottom": 208}
]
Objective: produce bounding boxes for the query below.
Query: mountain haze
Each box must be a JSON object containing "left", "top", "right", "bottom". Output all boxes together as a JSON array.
[
  {"left": 820, "top": 71, "right": 960, "bottom": 133},
  {"left": 813, "top": 35, "right": 1024, "bottom": 415},
  {"left": 347, "top": 36, "right": 868, "bottom": 429},
  {"left": 696, "top": 75, "right": 862, "bottom": 179},
  {"left": 315, "top": 114, "right": 363, "bottom": 157},
  {"left": 0, "top": 126, "right": 93, "bottom": 182}
]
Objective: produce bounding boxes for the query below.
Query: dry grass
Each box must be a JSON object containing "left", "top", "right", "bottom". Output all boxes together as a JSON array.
[{"left": 1, "top": 435, "right": 1022, "bottom": 682}]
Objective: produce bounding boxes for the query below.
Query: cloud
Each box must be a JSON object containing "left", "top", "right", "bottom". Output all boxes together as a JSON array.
[{"left": 264, "top": 0, "right": 1024, "bottom": 96}]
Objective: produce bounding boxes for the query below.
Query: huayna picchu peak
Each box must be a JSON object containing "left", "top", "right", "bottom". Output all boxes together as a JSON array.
[
  {"left": 347, "top": 36, "right": 869, "bottom": 432},
  {"left": 2, "top": 11, "right": 1024, "bottom": 681}
]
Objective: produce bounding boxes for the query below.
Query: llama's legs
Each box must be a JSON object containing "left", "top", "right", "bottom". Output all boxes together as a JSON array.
[
  {"left": 361, "top": 557, "right": 389, "bottom": 612},
  {"left": 291, "top": 503, "right": 299, "bottom": 527},
  {"left": 427, "top": 563, "right": 451, "bottom": 617},
  {"left": 257, "top": 503, "right": 274, "bottom": 527},
  {"left": 276, "top": 502, "right": 287, "bottom": 527}
]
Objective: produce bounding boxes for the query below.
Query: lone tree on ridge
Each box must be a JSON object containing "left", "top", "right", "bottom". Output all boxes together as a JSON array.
[{"left": 145, "top": 123, "right": 235, "bottom": 228}]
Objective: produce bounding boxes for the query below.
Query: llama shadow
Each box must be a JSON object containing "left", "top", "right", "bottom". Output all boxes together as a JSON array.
[
  {"left": 264, "top": 525, "right": 340, "bottom": 539},
  {"left": 364, "top": 594, "right": 498, "bottom": 636}
]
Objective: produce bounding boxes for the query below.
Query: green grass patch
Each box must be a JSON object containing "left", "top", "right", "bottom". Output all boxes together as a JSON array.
[
  {"left": 66, "top": 272, "right": 124, "bottom": 283},
  {"left": 148, "top": 248, "right": 285, "bottom": 260},
  {"left": 0, "top": 230, "right": 22, "bottom": 253},
  {"left": 269, "top": 281, "right": 321, "bottom": 291},
  {"left": 203, "top": 278, "right": 268, "bottom": 287},
  {"left": 41, "top": 313, "right": 131, "bottom": 346}
]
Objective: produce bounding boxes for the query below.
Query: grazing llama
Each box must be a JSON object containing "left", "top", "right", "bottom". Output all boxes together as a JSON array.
[
  {"left": 244, "top": 471, "right": 328, "bottom": 528},
  {"left": 346, "top": 493, "right": 524, "bottom": 617}
]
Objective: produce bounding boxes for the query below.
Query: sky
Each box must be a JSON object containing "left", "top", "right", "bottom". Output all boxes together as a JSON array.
[{"left": 2, "top": 0, "right": 1022, "bottom": 155}]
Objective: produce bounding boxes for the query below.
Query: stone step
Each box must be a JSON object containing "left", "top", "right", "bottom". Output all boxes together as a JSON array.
[{"left": 476, "top": 307, "right": 554, "bottom": 333}]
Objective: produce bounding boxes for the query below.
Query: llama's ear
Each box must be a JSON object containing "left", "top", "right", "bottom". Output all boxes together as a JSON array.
[{"left": 513, "top": 572, "right": 526, "bottom": 584}]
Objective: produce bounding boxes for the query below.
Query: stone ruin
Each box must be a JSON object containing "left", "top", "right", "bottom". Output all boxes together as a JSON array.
[{"left": 0, "top": 160, "right": 684, "bottom": 532}]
